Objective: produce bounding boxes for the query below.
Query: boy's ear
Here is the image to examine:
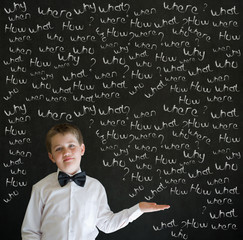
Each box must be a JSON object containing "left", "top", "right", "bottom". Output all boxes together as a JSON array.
[
  {"left": 80, "top": 144, "right": 85, "bottom": 156},
  {"left": 48, "top": 152, "right": 55, "bottom": 163}
]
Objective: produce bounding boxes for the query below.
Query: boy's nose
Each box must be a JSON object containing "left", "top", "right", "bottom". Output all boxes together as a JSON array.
[{"left": 63, "top": 148, "right": 71, "bottom": 156}]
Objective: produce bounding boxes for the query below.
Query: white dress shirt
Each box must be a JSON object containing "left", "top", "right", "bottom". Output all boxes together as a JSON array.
[{"left": 21, "top": 171, "right": 143, "bottom": 240}]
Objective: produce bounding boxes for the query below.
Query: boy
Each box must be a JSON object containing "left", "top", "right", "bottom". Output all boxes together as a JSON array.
[{"left": 21, "top": 123, "right": 170, "bottom": 239}]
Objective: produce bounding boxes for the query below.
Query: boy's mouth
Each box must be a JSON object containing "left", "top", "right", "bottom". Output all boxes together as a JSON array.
[{"left": 63, "top": 157, "right": 73, "bottom": 162}]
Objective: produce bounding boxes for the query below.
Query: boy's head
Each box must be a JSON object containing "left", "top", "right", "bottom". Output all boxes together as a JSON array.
[
  {"left": 46, "top": 123, "right": 84, "bottom": 153},
  {"left": 46, "top": 123, "right": 85, "bottom": 175}
]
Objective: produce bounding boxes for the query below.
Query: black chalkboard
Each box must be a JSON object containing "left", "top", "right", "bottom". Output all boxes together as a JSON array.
[{"left": 1, "top": 0, "right": 243, "bottom": 239}]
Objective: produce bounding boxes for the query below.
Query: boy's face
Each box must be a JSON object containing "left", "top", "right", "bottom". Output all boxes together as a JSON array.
[{"left": 48, "top": 133, "right": 85, "bottom": 175}]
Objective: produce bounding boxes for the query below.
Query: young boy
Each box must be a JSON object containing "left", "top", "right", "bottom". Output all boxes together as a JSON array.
[{"left": 21, "top": 123, "right": 170, "bottom": 240}]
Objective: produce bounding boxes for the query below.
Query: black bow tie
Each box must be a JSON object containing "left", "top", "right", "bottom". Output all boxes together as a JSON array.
[{"left": 58, "top": 171, "right": 86, "bottom": 187}]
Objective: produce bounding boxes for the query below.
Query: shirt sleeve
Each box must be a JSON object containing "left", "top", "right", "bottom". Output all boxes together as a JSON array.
[
  {"left": 96, "top": 185, "right": 143, "bottom": 234},
  {"left": 21, "top": 185, "right": 43, "bottom": 240}
]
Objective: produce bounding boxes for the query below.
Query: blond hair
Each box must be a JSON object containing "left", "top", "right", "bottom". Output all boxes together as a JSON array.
[{"left": 46, "top": 123, "right": 84, "bottom": 153}]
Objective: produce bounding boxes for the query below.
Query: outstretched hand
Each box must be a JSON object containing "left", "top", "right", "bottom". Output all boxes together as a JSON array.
[{"left": 139, "top": 202, "right": 170, "bottom": 213}]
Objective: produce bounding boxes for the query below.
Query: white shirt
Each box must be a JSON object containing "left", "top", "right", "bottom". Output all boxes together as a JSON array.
[{"left": 21, "top": 171, "right": 143, "bottom": 240}]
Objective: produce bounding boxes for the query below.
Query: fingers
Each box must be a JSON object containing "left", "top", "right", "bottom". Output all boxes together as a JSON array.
[
  {"left": 150, "top": 203, "right": 170, "bottom": 212},
  {"left": 155, "top": 204, "right": 170, "bottom": 210}
]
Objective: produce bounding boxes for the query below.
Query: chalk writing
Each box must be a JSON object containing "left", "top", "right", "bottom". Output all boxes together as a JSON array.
[{"left": 1, "top": 1, "right": 242, "bottom": 240}]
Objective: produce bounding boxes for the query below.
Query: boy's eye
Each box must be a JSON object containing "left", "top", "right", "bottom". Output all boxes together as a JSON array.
[
  {"left": 55, "top": 147, "right": 62, "bottom": 152},
  {"left": 69, "top": 144, "right": 75, "bottom": 148}
]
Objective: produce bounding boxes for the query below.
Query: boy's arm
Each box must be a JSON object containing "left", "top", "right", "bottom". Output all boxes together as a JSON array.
[
  {"left": 21, "top": 185, "right": 43, "bottom": 240},
  {"left": 96, "top": 202, "right": 142, "bottom": 233},
  {"left": 96, "top": 185, "right": 170, "bottom": 233}
]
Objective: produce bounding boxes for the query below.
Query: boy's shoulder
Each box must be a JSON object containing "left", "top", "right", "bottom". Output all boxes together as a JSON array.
[
  {"left": 86, "top": 175, "right": 105, "bottom": 189},
  {"left": 33, "top": 172, "right": 58, "bottom": 188}
]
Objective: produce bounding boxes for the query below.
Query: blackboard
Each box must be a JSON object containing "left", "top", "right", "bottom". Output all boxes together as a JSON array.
[{"left": 1, "top": 0, "right": 243, "bottom": 239}]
